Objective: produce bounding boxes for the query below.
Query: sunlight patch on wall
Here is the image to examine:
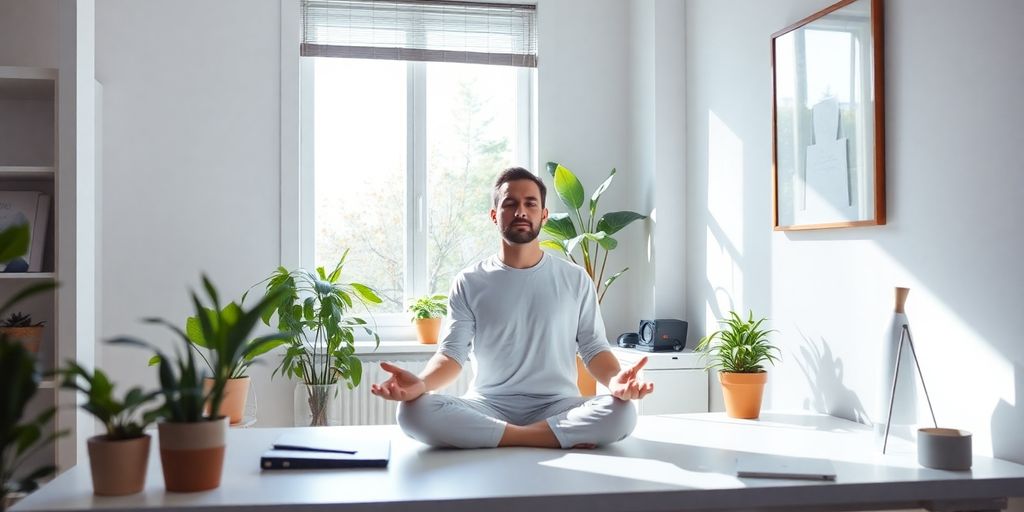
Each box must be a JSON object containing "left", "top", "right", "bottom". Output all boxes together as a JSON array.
[{"left": 705, "top": 110, "right": 745, "bottom": 325}]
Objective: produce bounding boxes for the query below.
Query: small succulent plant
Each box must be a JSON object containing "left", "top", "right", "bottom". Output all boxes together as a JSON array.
[{"left": 1, "top": 312, "right": 45, "bottom": 328}]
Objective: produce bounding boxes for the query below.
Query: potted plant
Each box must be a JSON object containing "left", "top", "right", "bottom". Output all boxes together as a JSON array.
[
  {"left": 408, "top": 295, "right": 447, "bottom": 344},
  {"left": 695, "top": 311, "right": 780, "bottom": 419},
  {"left": 540, "top": 161, "right": 647, "bottom": 394},
  {"left": 111, "top": 276, "right": 287, "bottom": 492},
  {"left": 147, "top": 300, "right": 285, "bottom": 425},
  {"left": 1, "top": 224, "right": 59, "bottom": 510},
  {"left": 260, "top": 249, "right": 382, "bottom": 427},
  {"left": 0, "top": 312, "right": 44, "bottom": 354},
  {"left": 58, "top": 362, "right": 160, "bottom": 496}
]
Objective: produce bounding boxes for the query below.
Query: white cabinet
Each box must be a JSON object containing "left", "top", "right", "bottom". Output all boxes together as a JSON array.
[{"left": 597, "top": 347, "right": 708, "bottom": 415}]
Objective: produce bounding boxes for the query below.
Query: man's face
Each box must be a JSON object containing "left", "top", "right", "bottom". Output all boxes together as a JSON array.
[{"left": 491, "top": 180, "right": 548, "bottom": 245}]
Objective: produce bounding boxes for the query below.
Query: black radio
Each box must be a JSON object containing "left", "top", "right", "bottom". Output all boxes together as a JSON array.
[{"left": 635, "top": 319, "right": 687, "bottom": 352}]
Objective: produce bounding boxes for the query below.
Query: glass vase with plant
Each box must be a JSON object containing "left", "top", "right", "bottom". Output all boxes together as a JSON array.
[
  {"left": 260, "top": 249, "right": 382, "bottom": 426},
  {"left": 695, "top": 310, "right": 780, "bottom": 419},
  {"left": 408, "top": 294, "right": 447, "bottom": 345}
]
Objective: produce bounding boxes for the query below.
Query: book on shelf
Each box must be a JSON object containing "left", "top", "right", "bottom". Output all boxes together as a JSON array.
[{"left": 0, "top": 191, "right": 50, "bottom": 272}]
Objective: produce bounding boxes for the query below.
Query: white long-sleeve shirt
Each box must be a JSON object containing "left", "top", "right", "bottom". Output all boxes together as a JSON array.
[{"left": 438, "top": 253, "right": 611, "bottom": 398}]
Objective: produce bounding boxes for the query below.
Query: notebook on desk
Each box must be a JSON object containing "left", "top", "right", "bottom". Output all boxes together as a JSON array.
[
  {"left": 261, "top": 432, "right": 390, "bottom": 470},
  {"left": 735, "top": 453, "right": 836, "bottom": 481}
]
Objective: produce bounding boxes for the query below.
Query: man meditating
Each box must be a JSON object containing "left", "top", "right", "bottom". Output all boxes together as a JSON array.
[{"left": 371, "top": 167, "right": 653, "bottom": 449}]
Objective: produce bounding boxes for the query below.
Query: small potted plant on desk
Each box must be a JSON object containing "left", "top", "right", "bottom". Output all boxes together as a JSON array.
[
  {"left": 58, "top": 363, "right": 160, "bottom": 496},
  {"left": 259, "top": 249, "right": 382, "bottom": 427},
  {"left": 696, "top": 311, "right": 780, "bottom": 419},
  {"left": 148, "top": 299, "right": 287, "bottom": 425},
  {"left": 0, "top": 312, "right": 45, "bottom": 354},
  {"left": 111, "top": 276, "right": 287, "bottom": 492},
  {"left": 408, "top": 295, "right": 447, "bottom": 344}
]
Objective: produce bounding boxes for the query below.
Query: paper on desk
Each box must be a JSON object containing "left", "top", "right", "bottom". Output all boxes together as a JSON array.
[{"left": 735, "top": 453, "right": 836, "bottom": 481}]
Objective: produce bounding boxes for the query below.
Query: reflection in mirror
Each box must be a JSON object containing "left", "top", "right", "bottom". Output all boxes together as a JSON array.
[{"left": 772, "top": 0, "right": 884, "bottom": 230}]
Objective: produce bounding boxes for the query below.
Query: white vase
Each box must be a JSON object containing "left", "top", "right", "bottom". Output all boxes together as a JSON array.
[
  {"left": 294, "top": 382, "right": 343, "bottom": 427},
  {"left": 875, "top": 287, "right": 921, "bottom": 446}
]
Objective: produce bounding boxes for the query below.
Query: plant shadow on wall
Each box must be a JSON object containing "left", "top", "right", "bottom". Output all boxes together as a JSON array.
[{"left": 795, "top": 328, "right": 869, "bottom": 424}]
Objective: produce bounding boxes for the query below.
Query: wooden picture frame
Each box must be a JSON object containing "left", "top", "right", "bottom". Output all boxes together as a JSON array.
[{"left": 771, "top": 0, "right": 885, "bottom": 231}]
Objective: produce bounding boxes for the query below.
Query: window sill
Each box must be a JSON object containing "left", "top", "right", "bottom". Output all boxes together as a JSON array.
[{"left": 354, "top": 341, "right": 438, "bottom": 357}]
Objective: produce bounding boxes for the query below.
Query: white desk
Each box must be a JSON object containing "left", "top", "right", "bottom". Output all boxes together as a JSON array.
[{"left": 13, "top": 412, "right": 1024, "bottom": 512}]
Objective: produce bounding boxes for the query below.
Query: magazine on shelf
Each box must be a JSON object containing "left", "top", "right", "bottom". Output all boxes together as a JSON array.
[{"left": 0, "top": 191, "right": 50, "bottom": 272}]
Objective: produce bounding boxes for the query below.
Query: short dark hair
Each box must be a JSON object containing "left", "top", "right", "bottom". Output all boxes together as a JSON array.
[{"left": 492, "top": 167, "right": 547, "bottom": 208}]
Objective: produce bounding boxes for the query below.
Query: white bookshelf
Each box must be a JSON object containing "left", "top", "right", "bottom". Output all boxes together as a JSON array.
[{"left": 0, "top": 64, "right": 60, "bottom": 480}]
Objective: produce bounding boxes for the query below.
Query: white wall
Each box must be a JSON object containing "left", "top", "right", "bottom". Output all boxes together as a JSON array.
[
  {"left": 536, "top": 0, "right": 646, "bottom": 340},
  {"left": 95, "top": 0, "right": 289, "bottom": 423},
  {"left": 686, "top": 0, "right": 1024, "bottom": 480}
]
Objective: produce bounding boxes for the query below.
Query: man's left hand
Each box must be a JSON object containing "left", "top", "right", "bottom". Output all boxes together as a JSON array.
[{"left": 608, "top": 356, "right": 654, "bottom": 400}]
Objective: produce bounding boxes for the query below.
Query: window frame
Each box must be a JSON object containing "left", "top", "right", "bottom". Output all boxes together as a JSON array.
[{"left": 290, "top": 57, "right": 536, "bottom": 341}]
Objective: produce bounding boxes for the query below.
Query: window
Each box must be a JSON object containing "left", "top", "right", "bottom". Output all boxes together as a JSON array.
[{"left": 295, "top": 0, "right": 537, "bottom": 338}]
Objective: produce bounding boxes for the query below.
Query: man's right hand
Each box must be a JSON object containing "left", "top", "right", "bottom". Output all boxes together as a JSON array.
[{"left": 369, "top": 362, "right": 427, "bottom": 402}]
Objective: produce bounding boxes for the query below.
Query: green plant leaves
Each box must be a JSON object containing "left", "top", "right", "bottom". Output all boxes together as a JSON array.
[
  {"left": 552, "top": 163, "right": 585, "bottom": 210},
  {"left": 695, "top": 311, "right": 780, "bottom": 373},
  {"left": 596, "top": 211, "right": 646, "bottom": 236},
  {"left": 0, "top": 223, "right": 30, "bottom": 263},
  {"left": 589, "top": 168, "right": 616, "bottom": 219},
  {"left": 541, "top": 213, "right": 577, "bottom": 241}
]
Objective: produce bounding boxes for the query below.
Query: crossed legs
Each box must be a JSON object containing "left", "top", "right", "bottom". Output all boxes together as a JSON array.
[{"left": 396, "top": 394, "right": 637, "bottom": 449}]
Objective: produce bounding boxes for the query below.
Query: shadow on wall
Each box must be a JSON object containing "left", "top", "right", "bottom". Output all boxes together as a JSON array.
[
  {"left": 991, "top": 363, "right": 1023, "bottom": 465},
  {"left": 795, "top": 329, "right": 870, "bottom": 425}
]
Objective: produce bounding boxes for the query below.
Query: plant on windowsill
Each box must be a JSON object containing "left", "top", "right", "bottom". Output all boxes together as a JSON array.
[
  {"left": 408, "top": 295, "right": 447, "bottom": 345},
  {"left": 0, "top": 312, "right": 45, "bottom": 355},
  {"left": 110, "top": 276, "right": 287, "bottom": 492},
  {"left": 695, "top": 310, "right": 780, "bottom": 419},
  {"left": 1, "top": 223, "right": 60, "bottom": 511},
  {"left": 259, "top": 249, "right": 383, "bottom": 427},
  {"left": 540, "top": 161, "right": 647, "bottom": 395},
  {"left": 57, "top": 363, "right": 161, "bottom": 496}
]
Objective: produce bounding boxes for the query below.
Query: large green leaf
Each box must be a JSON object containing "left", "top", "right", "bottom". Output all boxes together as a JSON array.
[
  {"left": 589, "top": 168, "right": 616, "bottom": 219},
  {"left": 0, "top": 223, "right": 30, "bottom": 262},
  {"left": 539, "top": 239, "right": 567, "bottom": 255},
  {"left": 351, "top": 283, "right": 382, "bottom": 304},
  {"left": 596, "top": 210, "right": 646, "bottom": 235},
  {"left": 541, "top": 213, "right": 577, "bottom": 241},
  {"left": 552, "top": 164, "right": 585, "bottom": 210},
  {"left": 587, "top": 232, "right": 618, "bottom": 251}
]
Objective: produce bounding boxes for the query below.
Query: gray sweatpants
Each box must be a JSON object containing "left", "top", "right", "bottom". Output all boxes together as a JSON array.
[{"left": 396, "top": 393, "right": 637, "bottom": 449}]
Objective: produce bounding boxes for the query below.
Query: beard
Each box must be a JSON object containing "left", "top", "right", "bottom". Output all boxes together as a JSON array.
[{"left": 502, "top": 220, "right": 541, "bottom": 244}]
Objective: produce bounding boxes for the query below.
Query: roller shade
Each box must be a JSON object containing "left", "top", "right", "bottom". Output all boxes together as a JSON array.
[{"left": 301, "top": 0, "right": 538, "bottom": 67}]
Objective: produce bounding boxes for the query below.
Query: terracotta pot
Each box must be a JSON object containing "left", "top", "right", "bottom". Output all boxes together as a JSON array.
[
  {"left": 720, "top": 371, "right": 767, "bottom": 419},
  {"left": 576, "top": 355, "right": 596, "bottom": 396},
  {"left": 0, "top": 326, "right": 43, "bottom": 353},
  {"left": 87, "top": 434, "right": 150, "bottom": 496},
  {"left": 202, "top": 377, "right": 250, "bottom": 424},
  {"left": 413, "top": 318, "right": 442, "bottom": 344},
  {"left": 157, "top": 417, "right": 227, "bottom": 492}
]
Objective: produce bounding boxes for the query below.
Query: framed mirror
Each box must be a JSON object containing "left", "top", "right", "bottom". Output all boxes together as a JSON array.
[{"left": 771, "top": 0, "right": 885, "bottom": 231}]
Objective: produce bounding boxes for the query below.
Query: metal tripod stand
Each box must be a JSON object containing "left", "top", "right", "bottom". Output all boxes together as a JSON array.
[{"left": 882, "top": 323, "right": 938, "bottom": 454}]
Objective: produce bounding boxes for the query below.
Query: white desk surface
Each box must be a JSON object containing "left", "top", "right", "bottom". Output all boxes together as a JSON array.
[{"left": 13, "top": 412, "right": 1024, "bottom": 512}]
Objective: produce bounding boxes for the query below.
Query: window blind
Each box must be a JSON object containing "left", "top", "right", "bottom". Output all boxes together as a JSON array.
[{"left": 301, "top": 0, "right": 538, "bottom": 67}]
